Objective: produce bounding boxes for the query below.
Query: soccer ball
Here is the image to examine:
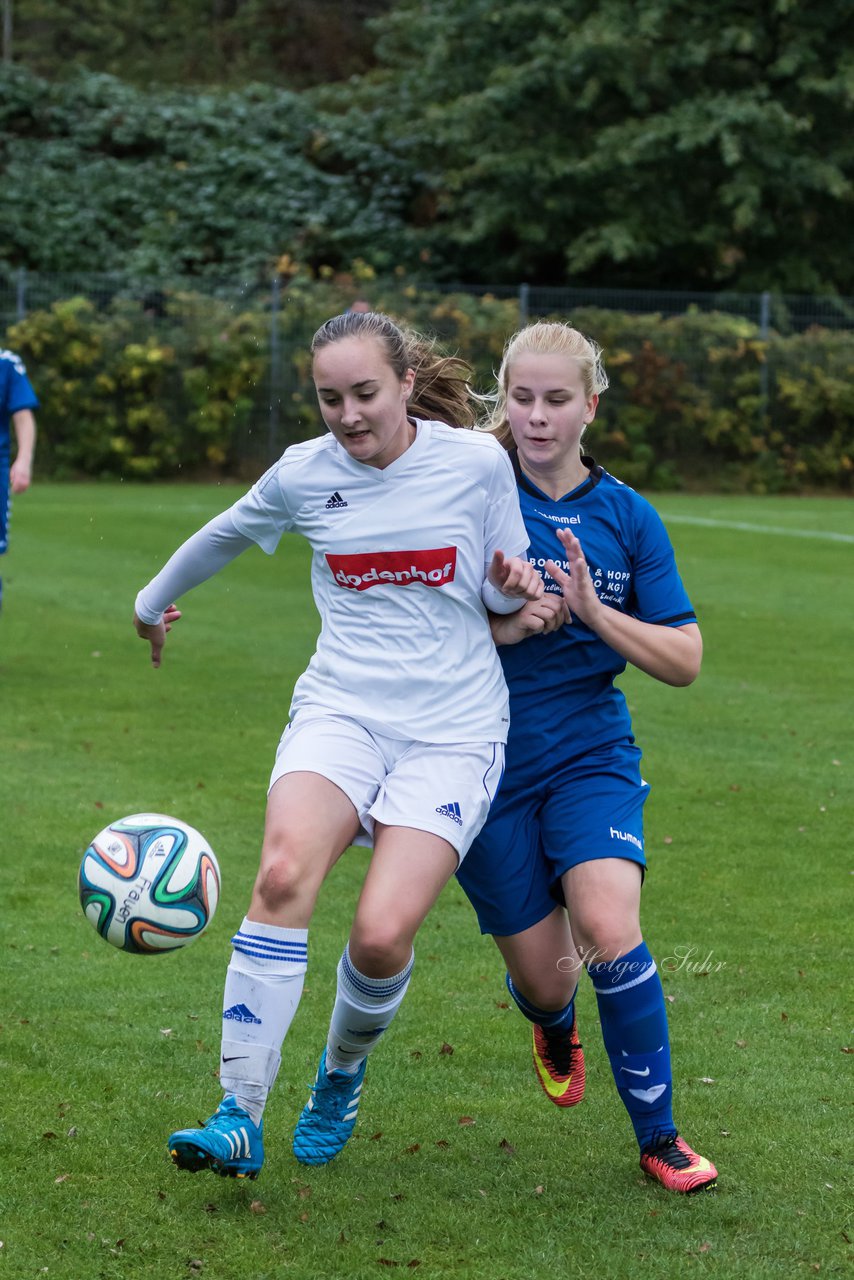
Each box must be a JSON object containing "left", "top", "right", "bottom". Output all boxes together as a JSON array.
[{"left": 78, "top": 813, "right": 221, "bottom": 954}]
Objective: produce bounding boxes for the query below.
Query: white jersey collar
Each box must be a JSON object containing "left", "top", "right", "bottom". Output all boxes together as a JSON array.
[{"left": 333, "top": 417, "right": 433, "bottom": 481}]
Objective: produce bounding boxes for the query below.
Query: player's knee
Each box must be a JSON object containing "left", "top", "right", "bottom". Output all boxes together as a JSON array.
[
  {"left": 572, "top": 911, "right": 639, "bottom": 963},
  {"left": 348, "top": 923, "right": 412, "bottom": 978},
  {"left": 252, "top": 851, "right": 310, "bottom": 912}
]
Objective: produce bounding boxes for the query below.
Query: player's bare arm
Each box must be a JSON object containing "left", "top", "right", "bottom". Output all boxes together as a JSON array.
[
  {"left": 488, "top": 549, "right": 545, "bottom": 600},
  {"left": 134, "top": 604, "right": 182, "bottom": 668},
  {"left": 489, "top": 594, "right": 569, "bottom": 646},
  {"left": 547, "top": 527, "right": 702, "bottom": 687},
  {"left": 10, "top": 408, "right": 36, "bottom": 493}
]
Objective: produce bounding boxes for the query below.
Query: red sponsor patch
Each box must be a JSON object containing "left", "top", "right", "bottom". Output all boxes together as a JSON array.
[{"left": 327, "top": 547, "right": 457, "bottom": 591}]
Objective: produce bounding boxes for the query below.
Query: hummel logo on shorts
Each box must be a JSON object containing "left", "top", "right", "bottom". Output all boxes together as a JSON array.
[
  {"left": 435, "top": 801, "right": 463, "bottom": 826},
  {"left": 223, "top": 1003, "right": 262, "bottom": 1024},
  {"left": 325, "top": 491, "right": 348, "bottom": 509}
]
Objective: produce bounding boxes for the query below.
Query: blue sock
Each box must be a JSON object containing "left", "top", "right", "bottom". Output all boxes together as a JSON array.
[
  {"left": 505, "top": 973, "right": 576, "bottom": 1033},
  {"left": 588, "top": 941, "right": 676, "bottom": 1151}
]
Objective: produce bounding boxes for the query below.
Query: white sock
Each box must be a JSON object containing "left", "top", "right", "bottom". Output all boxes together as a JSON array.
[
  {"left": 219, "top": 917, "right": 308, "bottom": 1123},
  {"left": 325, "top": 944, "right": 414, "bottom": 1074}
]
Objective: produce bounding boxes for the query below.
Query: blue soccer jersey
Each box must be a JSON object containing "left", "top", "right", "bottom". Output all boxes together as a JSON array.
[
  {"left": 0, "top": 349, "right": 39, "bottom": 555},
  {"left": 456, "top": 452, "right": 697, "bottom": 935},
  {"left": 499, "top": 452, "right": 696, "bottom": 781}
]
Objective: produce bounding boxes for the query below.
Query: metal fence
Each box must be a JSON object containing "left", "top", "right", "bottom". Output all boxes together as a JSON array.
[
  {"left": 4, "top": 268, "right": 854, "bottom": 336},
  {"left": 2, "top": 269, "right": 853, "bottom": 473}
]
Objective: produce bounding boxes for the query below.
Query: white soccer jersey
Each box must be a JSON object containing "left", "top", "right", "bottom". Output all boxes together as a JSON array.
[{"left": 227, "top": 419, "right": 528, "bottom": 743}]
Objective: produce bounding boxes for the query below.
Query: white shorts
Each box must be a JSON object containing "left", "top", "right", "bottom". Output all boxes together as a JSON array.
[{"left": 269, "top": 711, "right": 505, "bottom": 863}]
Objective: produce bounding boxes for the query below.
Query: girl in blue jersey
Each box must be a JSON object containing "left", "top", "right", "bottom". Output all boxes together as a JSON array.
[
  {"left": 0, "top": 348, "right": 39, "bottom": 612},
  {"left": 456, "top": 321, "right": 718, "bottom": 1194}
]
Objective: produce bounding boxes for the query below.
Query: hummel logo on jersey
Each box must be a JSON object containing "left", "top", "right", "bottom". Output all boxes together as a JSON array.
[
  {"left": 610, "top": 827, "right": 643, "bottom": 851},
  {"left": 534, "top": 509, "right": 581, "bottom": 526},
  {"left": 435, "top": 801, "right": 463, "bottom": 826},
  {"left": 325, "top": 491, "right": 348, "bottom": 509},
  {"left": 223, "top": 1003, "right": 262, "bottom": 1024}
]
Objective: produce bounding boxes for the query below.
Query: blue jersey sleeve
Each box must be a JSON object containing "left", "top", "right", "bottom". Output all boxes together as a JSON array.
[
  {"left": 0, "top": 350, "right": 39, "bottom": 416},
  {"left": 627, "top": 499, "right": 696, "bottom": 626}
]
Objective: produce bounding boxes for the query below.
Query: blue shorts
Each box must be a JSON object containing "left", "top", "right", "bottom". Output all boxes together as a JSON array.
[{"left": 455, "top": 743, "right": 650, "bottom": 936}]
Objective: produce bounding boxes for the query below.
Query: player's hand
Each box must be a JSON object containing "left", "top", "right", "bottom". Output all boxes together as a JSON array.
[
  {"left": 134, "top": 604, "right": 182, "bottom": 668},
  {"left": 490, "top": 593, "right": 569, "bottom": 645},
  {"left": 9, "top": 458, "right": 32, "bottom": 494},
  {"left": 545, "top": 528, "right": 602, "bottom": 627},
  {"left": 488, "top": 550, "right": 544, "bottom": 601}
]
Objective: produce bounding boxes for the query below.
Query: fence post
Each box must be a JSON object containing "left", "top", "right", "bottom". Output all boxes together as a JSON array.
[
  {"left": 16, "top": 266, "right": 26, "bottom": 320},
  {"left": 759, "top": 290, "right": 771, "bottom": 428},
  {"left": 268, "top": 273, "right": 281, "bottom": 463},
  {"left": 519, "top": 282, "right": 529, "bottom": 327}
]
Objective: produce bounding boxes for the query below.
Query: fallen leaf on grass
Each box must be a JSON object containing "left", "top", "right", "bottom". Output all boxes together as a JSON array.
[
  {"left": 533, "top": 1185, "right": 544, "bottom": 1195},
  {"left": 439, "top": 1042, "right": 454, "bottom": 1055},
  {"left": 405, "top": 1144, "right": 420, "bottom": 1155},
  {"left": 498, "top": 1138, "right": 516, "bottom": 1156},
  {"left": 250, "top": 1200, "right": 267, "bottom": 1215},
  {"left": 458, "top": 1116, "right": 475, "bottom": 1126},
  {"left": 435, "top": 1140, "right": 449, "bottom": 1149},
  {"left": 54, "top": 1174, "right": 70, "bottom": 1184}
]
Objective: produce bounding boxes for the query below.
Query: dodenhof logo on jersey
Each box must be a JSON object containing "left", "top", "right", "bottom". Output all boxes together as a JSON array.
[{"left": 326, "top": 547, "right": 458, "bottom": 591}]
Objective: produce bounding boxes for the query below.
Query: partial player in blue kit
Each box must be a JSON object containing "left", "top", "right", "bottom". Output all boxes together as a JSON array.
[
  {"left": 133, "top": 311, "right": 543, "bottom": 1179},
  {"left": 0, "top": 349, "right": 39, "bottom": 612},
  {"left": 456, "top": 321, "right": 718, "bottom": 1194}
]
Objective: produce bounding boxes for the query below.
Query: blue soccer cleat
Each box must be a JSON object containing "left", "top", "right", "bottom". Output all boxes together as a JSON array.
[
  {"left": 168, "top": 1095, "right": 264, "bottom": 1179},
  {"left": 292, "top": 1049, "right": 367, "bottom": 1165}
]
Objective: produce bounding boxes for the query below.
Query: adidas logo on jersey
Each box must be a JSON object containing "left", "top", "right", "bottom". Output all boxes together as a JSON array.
[
  {"left": 223, "top": 1003, "right": 262, "bottom": 1024},
  {"left": 325, "top": 491, "right": 348, "bottom": 509},
  {"left": 435, "top": 801, "right": 463, "bottom": 826}
]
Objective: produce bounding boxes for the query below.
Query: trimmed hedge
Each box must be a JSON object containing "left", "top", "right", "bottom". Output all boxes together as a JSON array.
[{"left": 5, "top": 279, "right": 853, "bottom": 492}]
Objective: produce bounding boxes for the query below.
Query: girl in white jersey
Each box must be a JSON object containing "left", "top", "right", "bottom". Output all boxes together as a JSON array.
[{"left": 133, "top": 311, "right": 542, "bottom": 1178}]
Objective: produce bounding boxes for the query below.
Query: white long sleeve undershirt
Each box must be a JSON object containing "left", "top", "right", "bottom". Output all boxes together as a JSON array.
[{"left": 134, "top": 510, "right": 255, "bottom": 624}]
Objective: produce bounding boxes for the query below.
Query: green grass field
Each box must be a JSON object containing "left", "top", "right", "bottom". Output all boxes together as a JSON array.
[{"left": 1, "top": 485, "right": 851, "bottom": 1280}]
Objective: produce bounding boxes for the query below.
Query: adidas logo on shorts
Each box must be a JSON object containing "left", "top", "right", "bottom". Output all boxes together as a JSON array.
[
  {"left": 435, "top": 801, "right": 463, "bottom": 826},
  {"left": 325, "top": 491, "right": 348, "bottom": 509}
]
